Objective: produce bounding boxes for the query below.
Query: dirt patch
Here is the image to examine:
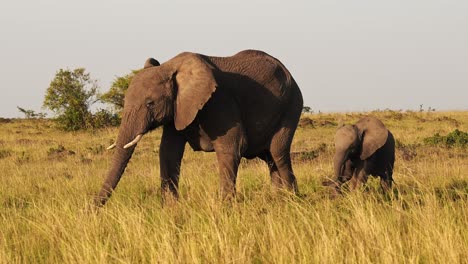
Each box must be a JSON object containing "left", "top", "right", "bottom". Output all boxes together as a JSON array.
[
  {"left": 395, "top": 140, "right": 418, "bottom": 161},
  {"left": 86, "top": 145, "right": 105, "bottom": 155},
  {"left": 15, "top": 151, "right": 31, "bottom": 164},
  {"left": 0, "top": 149, "right": 12, "bottom": 159},
  {"left": 47, "top": 145, "right": 75, "bottom": 160},
  {"left": 398, "top": 147, "right": 417, "bottom": 161},
  {"left": 16, "top": 139, "right": 34, "bottom": 145},
  {"left": 434, "top": 116, "right": 461, "bottom": 127},
  {"left": 298, "top": 117, "right": 315, "bottom": 128},
  {"left": 291, "top": 150, "right": 319, "bottom": 161},
  {"left": 291, "top": 143, "right": 328, "bottom": 162},
  {"left": 316, "top": 119, "right": 337, "bottom": 127},
  {"left": 298, "top": 117, "right": 337, "bottom": 128},
  {"left": 80, "top": 154, "right": 93, "bottom": 164}
]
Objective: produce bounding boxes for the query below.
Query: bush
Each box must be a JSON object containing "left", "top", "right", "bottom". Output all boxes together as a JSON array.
[
  {"left": 43, "top": 68, "right": 98, "bottom": 131},
  {"left": 423, "top": 129, "right": 468, "bottom": 148},
  {"left": 91, "top": 109, "right": 120, "bottom": 128},
  {"left": 43, "top": 68, "right": 121, "bottom": 130}
]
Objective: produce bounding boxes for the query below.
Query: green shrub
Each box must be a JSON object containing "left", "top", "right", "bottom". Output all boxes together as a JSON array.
[{"left": 423, "top": 129, "right": 468, "bottom": 148}]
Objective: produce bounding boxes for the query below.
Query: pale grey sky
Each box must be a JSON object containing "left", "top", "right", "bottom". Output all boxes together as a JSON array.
[{"left": 1, "top": 0, "right": 467, "bottom": 118}]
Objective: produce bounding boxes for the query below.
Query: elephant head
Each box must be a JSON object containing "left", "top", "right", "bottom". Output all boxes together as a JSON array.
[
  {"left": 95, "top": 54, "right": 217, "bottom": 206},
  {"left": 333, "top": 116, "right": 388, "bottom": 181}
]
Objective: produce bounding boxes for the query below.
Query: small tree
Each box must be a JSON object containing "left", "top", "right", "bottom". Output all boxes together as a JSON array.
[
  {"left": 100, "top": 70, "right": 140, "bottom": 113},
  {"left": 17, "top": 106, "right": 47, "bottom": 119},
  {"left": 43, "top": 68, "right": 98, "bottom": 130},
  {"left": 302, "top": 106, "right": 312, "bottom": 113}
]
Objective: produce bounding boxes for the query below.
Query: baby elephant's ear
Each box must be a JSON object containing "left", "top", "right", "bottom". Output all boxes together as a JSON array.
[
  {"left": 144, "top": 58, "right": 160, "bottom": 68},
  {"left": 173, "top": 54, "right": 217, "bottom": 131},
  {"left": 356, "top": 116, "right": 388, "bottom": 160}
]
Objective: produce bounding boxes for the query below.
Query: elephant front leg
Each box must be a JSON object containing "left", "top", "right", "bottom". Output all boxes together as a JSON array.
[
  {"left": 212, "top": 129, "right": 244, "bottom": 200},
  {"left": 205, "top": 118, "right": 245, "bottom": 200},
  {"left": 215, "top": 150, "right": 241, "bottom": 199},
  {"left": 159, "top": 124, "right": 186, "bottom": 200}
]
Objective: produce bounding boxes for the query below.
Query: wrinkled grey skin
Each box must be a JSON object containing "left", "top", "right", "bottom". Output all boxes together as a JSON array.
[
  {"left": 329, "top": 116, "right": 395, "bottom": 194},
  {"left": 95, "top": 50, "right": 303, "bottom": 206}
]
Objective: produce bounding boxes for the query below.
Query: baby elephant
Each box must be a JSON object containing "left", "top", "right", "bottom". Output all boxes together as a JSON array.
[{"left": 329, "top": 116, "right": 395, "bottom": 194}]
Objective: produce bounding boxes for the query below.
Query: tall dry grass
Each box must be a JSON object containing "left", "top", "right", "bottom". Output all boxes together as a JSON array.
[{"left": 0, "top": 110, "right": 466, "bottom": 263}]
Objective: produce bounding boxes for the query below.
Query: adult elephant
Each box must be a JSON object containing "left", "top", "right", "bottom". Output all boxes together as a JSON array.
[
  {"left": 329, "top": 116, "right": 395, "bottom": 195},
  {"left": 95, "top": 50, "right": 303, "bottom": 206}
]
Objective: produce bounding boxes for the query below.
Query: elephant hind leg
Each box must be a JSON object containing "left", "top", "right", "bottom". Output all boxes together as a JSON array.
[
  {"left": 349, "top": 166, "right": 369, "bottom": 191},
  {"left": 258, "top": 150, "right": 282, "bottom": 188},
  {"left": 380, "top": 178, "right": 392, "bottom": 193},
  {"left": 380, "top": 165, "right": 394, "bottom": 193},
  {"left": 268, "top": 127, "right": 298, "bottom": 193},
  {"left": 266, "top": 89, "right": 301, "bottom": 193}
]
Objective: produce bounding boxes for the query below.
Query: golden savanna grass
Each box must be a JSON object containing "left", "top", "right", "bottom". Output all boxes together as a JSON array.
[{"left": 0, "top": 110, "right": 467, "bottom": 263}]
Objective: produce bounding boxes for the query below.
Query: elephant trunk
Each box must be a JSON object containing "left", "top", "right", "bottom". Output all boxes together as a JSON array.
[
  {"left": 94, "top": 110, "right": 144, "bottom": 206},
  {"left": 333, "top": 150, "right": 349, "bottom": 182}
]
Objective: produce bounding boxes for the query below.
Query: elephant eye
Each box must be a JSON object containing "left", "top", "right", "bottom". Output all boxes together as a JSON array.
[{"left": 146, "top": 99, "right": 155, "bottom": 108}]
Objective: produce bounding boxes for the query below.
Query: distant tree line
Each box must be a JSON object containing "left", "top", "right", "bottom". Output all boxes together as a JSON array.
[{"left": 18, "top": 68, "right": 137, "bottom": 131}]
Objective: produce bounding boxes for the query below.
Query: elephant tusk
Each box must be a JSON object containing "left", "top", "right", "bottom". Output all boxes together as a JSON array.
[
  {"left": 106, "top": 143, "right": 116, "bottom": 150},
  {"left": 123, "top": 134, "right": 143, "bottom": 149}
]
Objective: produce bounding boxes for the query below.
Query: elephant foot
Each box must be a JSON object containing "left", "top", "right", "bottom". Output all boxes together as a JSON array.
[
  {"left": 220, "top": 189, "right": 236, "bottom": 202},
  {"left": 380, "top": 179, "right": 393, "bottom": 193},
  {"left": 271, "top": 179, "right": 299, "bottom": 195},
  {"left": 322, "top": 179, "right": 342, "bottom": 198},
  {"left": 93, "top": 192, "right": 111, "bottom": 207},
  {"left": 161, "top": 195, "right": 178, "bottom": 208}
]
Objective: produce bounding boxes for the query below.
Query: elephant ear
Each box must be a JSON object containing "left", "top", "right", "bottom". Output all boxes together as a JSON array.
[
  {"left": 173, "top": 54, "right": 217, "bottom": 130},
  {"left": 356, "top": 116, "right": 388, "bottom": 160},
  {"left": 144, "top": 58, "right": 160, "bottom": 68}
]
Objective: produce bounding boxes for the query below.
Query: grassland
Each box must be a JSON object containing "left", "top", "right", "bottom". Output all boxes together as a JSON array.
[{"left": 0, "top": 110, "right": 467, "bottom": 263}]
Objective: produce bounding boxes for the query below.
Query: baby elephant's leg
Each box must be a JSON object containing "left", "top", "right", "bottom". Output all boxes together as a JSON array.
[{"left": 349, "top": 163, "right": 369, "bottom": 191}]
